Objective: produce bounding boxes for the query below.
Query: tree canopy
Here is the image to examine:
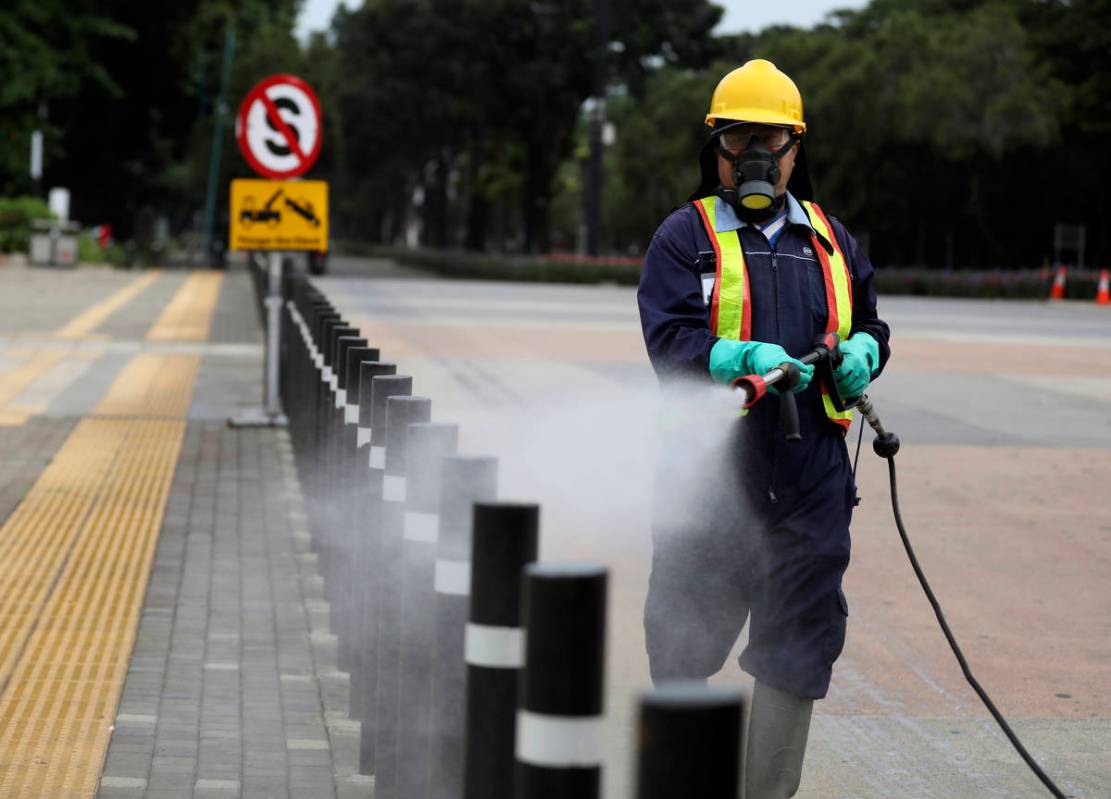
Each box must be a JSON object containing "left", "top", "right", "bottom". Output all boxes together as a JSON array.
[{"left": 2, "top": 0, "right": 1108, "bottom": 268}]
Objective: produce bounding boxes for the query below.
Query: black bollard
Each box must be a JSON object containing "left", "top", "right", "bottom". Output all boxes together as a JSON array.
[
  {"left": 312, "top": 320, "right": 353, "bottom": 545},
  {"left": 355, "top": 373, "right": 412, "bottom": 774},
  {"left": 396, "top": 422, "right": 460, "bottom": 799},
  {"left": 333, "top": 344, "right": 377, "bottom": 672},
  {"left": 317, "top": 327, "right": 358, "bottom": 592},
  {"left": 292, "top": 301, "right": 330, "bottom": 468},
  {"left": 635, "top": 682, "right": 745, "bottom": 799},
  {"left": 357, "top": 362, "right": 399, "bottom": 464},
  {"left": 324, "top": 334, "right": 365, "bottom": 598},
  {"left": 463, "top": 503, "right": 540, "bottom": 799},
  {"left": 305, "top": 314, "right": 340, "bottom": 538},
  {"left": 372, "top": 394, "right": 433, "bottom": 799},
  {"left": 343, "top": 347, "right": 380, "bottom": 454},
  {"left": 342, "top": 357, "right": 393, "bottom": 722},
  {"left": 515, "top": 563, "right": 608, "bottom": 799},
  {"left": 429, "top": 455, "right": 499, "bottom": 799}
]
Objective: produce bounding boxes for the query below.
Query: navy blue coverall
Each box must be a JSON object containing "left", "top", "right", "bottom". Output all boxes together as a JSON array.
[{"left": 638, "top": 193, "right": 890, "bottom": 699}]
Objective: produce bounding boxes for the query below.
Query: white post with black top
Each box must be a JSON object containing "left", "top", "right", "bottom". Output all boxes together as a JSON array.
[
  {"left": 516, "top": 563, "right": 608, "bottom": 798},
  {"left": 463, "top": 502, "right": 540, "bottom": 799}
]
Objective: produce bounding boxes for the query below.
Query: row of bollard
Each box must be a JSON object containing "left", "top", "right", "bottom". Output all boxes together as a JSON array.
[{"left": 276, "top": 273, "right": 747, "bottom": 798}]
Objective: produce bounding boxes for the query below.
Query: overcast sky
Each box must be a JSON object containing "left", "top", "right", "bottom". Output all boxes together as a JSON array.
[{"left": 295, "top": 0, "right": 870, "bottom": 42}]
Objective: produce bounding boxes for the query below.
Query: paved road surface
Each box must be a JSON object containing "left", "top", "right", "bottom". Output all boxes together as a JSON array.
[{"left": 319, "top": 260, "right": 1111, "bottom": 799}]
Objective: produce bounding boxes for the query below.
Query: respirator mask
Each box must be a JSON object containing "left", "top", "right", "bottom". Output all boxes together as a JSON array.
[{"left": 714, "top": 124, "right": 798, "bottom": 222}]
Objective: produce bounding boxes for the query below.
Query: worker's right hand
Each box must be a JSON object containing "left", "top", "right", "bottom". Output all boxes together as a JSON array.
[{"left": 709, "top": 339, "right": 813, "bottom": 393}]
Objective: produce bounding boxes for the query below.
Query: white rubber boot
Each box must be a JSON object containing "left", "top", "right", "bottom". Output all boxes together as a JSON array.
[{"left": 743, "top": 680, "right": 814, "bottom": 799}]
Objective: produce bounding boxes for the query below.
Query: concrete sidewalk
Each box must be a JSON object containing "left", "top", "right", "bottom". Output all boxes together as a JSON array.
[{"left": 0, "top": 263, "right": 366, "bottom": 799}]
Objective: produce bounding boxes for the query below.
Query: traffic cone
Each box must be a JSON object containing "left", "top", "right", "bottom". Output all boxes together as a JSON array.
[
  {"left": 1097, "top": 269, "right": 1110, "bottom": 306},
  {"left": 1050, "top": 265, "right": 1067, "bottom": 300}
]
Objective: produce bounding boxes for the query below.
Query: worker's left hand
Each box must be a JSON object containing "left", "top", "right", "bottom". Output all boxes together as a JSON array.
[{"left": 833, "top": 332, "right": 879, "bottom": 401}]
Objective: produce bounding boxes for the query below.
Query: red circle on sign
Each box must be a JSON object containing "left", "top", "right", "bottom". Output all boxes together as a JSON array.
[{"left": 235, "top": 73, "right": 322, "bottom": 180}]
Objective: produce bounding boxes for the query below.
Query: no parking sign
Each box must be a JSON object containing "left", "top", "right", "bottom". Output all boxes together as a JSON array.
[{"left": 235, "top": 74, "right": 322, "bottom": 180}]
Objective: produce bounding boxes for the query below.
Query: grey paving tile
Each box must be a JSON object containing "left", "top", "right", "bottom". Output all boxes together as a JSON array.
[{"left": 96, "top": 409, "right": 356, "bottom": 798}]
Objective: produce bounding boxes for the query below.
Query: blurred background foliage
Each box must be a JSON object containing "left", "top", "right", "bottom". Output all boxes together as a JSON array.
[{"left": 1, "top": 0, "right": 1108, "bottom": 268}]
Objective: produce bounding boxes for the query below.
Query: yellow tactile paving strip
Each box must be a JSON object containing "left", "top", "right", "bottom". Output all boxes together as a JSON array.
[
  {"left": 95, "top": 352, "right": 200, "bottom": 418},
  {"left": 53, "top": 271, "right": 162, "bottom": 340},
  {"left": 0, "top": 269, "right": 221, "bottom": 796},
  {"left": 0, "top": 417, "right": 185, "bottom": 797},
  {"left": 146, "top": 271, "right": 224, "bottom": 342}
]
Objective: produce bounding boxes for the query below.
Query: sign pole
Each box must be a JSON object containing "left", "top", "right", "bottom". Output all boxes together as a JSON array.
[
  {"left": 229, "top": 250, "right": 289, "bottom": 428},
  {"left": 264, "top": 250, "right": 287, "bottom": 420}
]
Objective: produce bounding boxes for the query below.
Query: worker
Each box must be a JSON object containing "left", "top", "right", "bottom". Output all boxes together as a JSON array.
[{"left": 637, "top": 59, "right": 891, "bottom": 798}]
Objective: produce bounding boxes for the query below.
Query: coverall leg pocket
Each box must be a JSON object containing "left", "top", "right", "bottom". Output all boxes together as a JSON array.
[{"left": 823, "top": 586, "right": 849, "bottom": 664}]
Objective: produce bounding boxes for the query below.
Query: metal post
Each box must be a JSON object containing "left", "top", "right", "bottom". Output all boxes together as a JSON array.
[
  {"left": 463, "top": 502, "right": 540, "bottom": 799},
  {"left": 635, "top": 683, "right": 745, "bottom": 798},
  {"left": 429, "top": 455, "right": 499, "bottom": 799},
  {"left": 202, "top": 18, "right": 236, "bottom": 262},
  {"left": 229, "top": 250, "right": 290, "bottom": 427},
  {"left": 516, "top": 563, "right": 608, "bottom": 798},
  {"left": 373, "top": 395, "right": 433, "bottom": 799},
  {"left": 397, "top": 422, "right": 460, "bottom": 798}
]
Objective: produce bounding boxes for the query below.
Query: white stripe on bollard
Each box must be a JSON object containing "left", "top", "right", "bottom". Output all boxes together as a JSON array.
[
  {"left": 383, "top": 475, "right": 406, "bottom": 502},
  {"left": 345, "top": 404, "right": 360, "bottom": 425},
  {"left": 329, "top": 373, "right": 338, "bottom": 391},
  {"left": 403, "top": 511, "right": 439, "bottom": 543},
  {"left": 369, "top": 446, "right": 386, "bottom": 469},
  {"left": 335, "top": 389, "right": 346, "bottom": 409},
  {"left": 434, "top": 559, "right": 470, "bottom": 596},
  {"left": 464, "top": 623, "right": 524, "bottom": 668},
  {"left": 357, "top": 427, "right": 371, "bottom": 447},
  {"left": 515, "top": 711, "right": 604, "bottom": 767}
]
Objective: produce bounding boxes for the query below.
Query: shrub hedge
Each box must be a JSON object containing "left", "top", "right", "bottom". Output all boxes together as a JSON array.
[
  {"left": 340, "top": 243, "right": 1103, "bottom": 300},
  {"left": 0, "top": 197, "right": 54, "bottom": 253}
]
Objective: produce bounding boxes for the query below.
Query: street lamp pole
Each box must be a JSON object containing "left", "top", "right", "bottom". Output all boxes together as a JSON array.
[{"left": 585, "top": 0, "right": 609, "bottom": 257}]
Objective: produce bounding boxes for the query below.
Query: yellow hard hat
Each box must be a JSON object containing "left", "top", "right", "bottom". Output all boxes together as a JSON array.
[{"left": 705, "top": 59, "right": 806, "bottom": 133}]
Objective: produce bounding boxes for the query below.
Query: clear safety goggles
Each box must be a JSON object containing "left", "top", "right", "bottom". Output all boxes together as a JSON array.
[{"left": 718, "top": 124, "right": 793, "bottom": 152}]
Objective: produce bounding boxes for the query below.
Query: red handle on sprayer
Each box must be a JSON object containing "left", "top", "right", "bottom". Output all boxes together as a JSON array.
[{"left": 731, "top": 373, "right": 769, "bottom": 409}]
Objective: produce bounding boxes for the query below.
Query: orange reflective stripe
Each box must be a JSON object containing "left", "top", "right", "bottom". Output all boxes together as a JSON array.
[
  {"left": 803, "top": 201, "right": 855, "bottom": 430},
  {"left": 804, "top": 201, "right": 853, "bottom": 341},
  {"left": 694, "top": 197, "right": 750, "bottom": 340},
  {"left": 822, "top": 389, "right": 853, "bottom": 430},
  {"left": 693, "top": 199, "right": 724, "bottom": 334}
]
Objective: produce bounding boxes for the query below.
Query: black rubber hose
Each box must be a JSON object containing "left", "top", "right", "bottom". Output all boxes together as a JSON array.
[{"left": 884, "top": 456, "right": 1067, "bottom": 799}]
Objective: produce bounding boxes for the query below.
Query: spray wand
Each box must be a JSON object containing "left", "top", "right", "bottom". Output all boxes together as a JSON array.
[{"left": 732, "top": 335, "right": 1068, "bottom": 798}]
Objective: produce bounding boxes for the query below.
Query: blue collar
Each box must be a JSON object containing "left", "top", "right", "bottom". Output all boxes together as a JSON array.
[{"left": 712, "top": 192, "right": 812, "bottom": 234}]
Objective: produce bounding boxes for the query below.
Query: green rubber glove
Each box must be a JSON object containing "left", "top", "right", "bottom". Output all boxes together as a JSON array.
[
  {"left": 709, "top": 339, "right": 814, "bottom": 393},
  {"left": 834, "top": 332, "right": 879, "bottom": 401}
]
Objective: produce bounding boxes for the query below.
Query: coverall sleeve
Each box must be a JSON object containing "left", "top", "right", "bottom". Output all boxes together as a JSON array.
[
  {"left": 637, "top": 209, "right": 718, "bottom": 381},
  {"left": 829, "top": 216, "right": 891, "bottom": 378}
]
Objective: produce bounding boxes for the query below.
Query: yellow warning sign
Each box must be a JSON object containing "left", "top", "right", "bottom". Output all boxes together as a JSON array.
[{"left": 229, "top": 179, "right": 328, "bottom": 251}]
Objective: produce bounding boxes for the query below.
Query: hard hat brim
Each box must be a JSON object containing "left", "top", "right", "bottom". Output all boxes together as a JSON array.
[{"left": 707, "top": 109, "right": 806, "bottom": 133}]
